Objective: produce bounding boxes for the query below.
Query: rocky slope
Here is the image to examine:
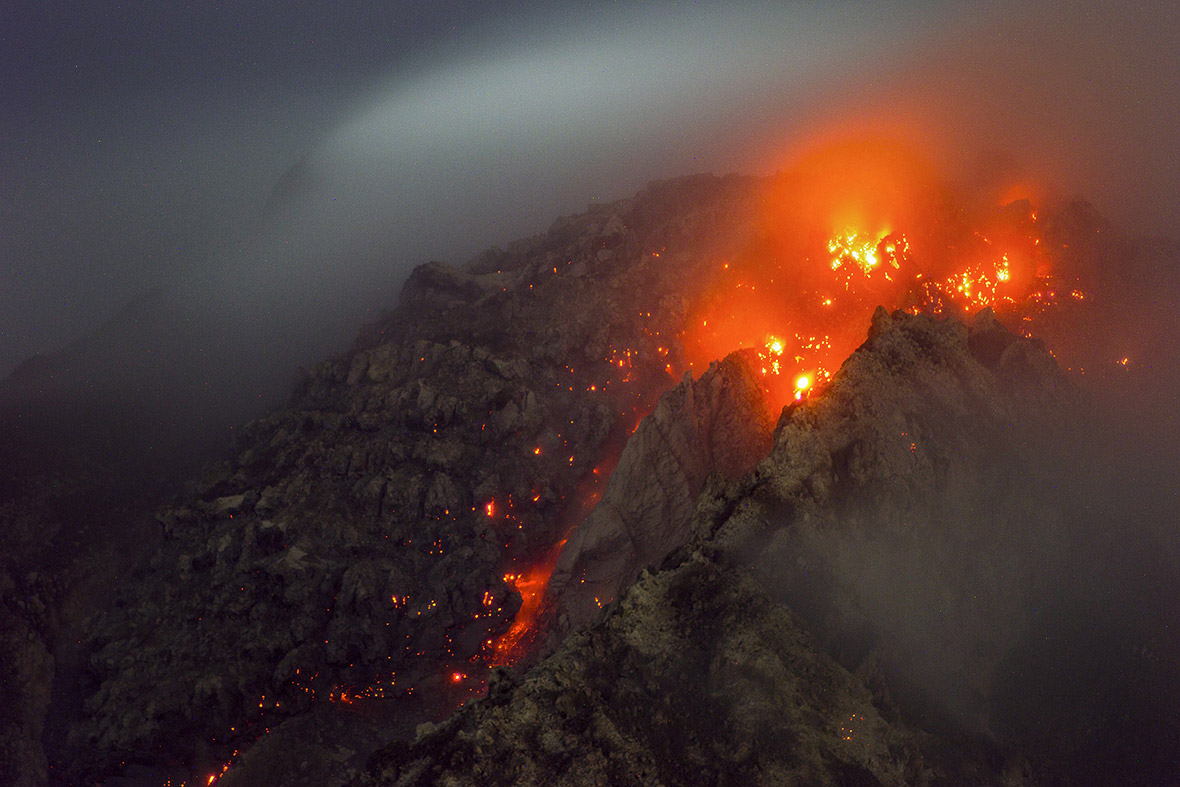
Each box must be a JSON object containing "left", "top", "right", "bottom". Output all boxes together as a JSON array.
[
  {"left": 547, "top": 348, "right": 775, "bottom": 634},
  {"left": 358, "top": 306, "right": 1180, "bottom": 786},
  {"left": 356, "top": 556, "right": 996, "bottom": 787},
  {"left": 62, "top": 175, "right": 767, "bottom": 783},
  {"left": 5, "top": 168, "right": 1178, "bottom": 785},
  {"left": 353, "top": 308, "right": 1072, "bottom": 786}
]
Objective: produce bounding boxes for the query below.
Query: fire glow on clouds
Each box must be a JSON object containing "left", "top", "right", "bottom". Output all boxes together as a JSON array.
[{"left": 6, "top": 0, "right": 1179, "bottom": 378}]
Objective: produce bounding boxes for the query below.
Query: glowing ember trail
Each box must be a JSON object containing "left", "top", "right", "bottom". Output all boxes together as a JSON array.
[{"left": 488, "top": 537, "right": 569, "bottom": 665}]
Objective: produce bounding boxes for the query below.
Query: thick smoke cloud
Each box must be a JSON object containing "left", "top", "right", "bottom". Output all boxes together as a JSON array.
[
  {"left": 169, "top": 2, "right": 958, "bottom": 372},
  {"left": 767, "top": 0, "right": 1180, "bottom": 236},
  {"left": 0, "top": 0, "right": 942, "bottom": 376}
]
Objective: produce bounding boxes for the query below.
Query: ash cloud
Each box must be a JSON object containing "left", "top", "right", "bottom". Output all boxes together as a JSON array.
[
  {"left": 773, "top": 0, "right": 1180, "bottom": 238},
  {"left": 5, "top": 0, "right": 1177, "bottom": 380}
]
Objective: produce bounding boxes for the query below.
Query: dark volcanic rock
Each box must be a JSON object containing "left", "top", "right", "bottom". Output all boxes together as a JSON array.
[
  {"left": 355, "top": 557, "right": 965, "bottom": 787},
  {"left": 66, "top": 175, "right": 764, "bottom": 783},
  {"left": 11, "top": 168, "right": 1176, "bottom": 786},
  {"left": 713, "top": 308, "right": 1078, "bottom": 729}
]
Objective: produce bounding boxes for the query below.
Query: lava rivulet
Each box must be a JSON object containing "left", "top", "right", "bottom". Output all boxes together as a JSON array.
[{"left": 488, "top": 536, "right": 568, "bottom": 665}]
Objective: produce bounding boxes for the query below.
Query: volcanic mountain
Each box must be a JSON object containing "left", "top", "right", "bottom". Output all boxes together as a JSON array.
[{"left": 3, "top": 159, "right": 1180, "bottom": 786}]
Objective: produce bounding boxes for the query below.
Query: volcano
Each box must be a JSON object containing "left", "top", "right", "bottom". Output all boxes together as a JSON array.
[{"left": 3, "top": 152, "right": 1180, "bottom": 786}]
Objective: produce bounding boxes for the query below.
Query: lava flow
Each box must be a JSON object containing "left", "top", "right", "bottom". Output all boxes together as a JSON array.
[
  {"left": 488, "top": 536, "right": 568, "bottom": 665},
  {"left": 683, "top": 137, "right": 1086, "bottom": 409}
]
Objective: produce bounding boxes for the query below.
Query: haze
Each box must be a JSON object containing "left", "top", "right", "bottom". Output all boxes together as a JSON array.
[{"left": 2, "top": 0, "right": 1177, "bottom": 379}]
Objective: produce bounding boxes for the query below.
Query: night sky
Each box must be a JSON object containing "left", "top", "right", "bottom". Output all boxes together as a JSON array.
[{"left": 2, "top": 0, "right": 1178, "bottom": 376}]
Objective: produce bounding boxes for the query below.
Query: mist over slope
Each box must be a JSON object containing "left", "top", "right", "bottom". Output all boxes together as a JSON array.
[
  {"left": 354, "top": 307, "right": 1180, "bottom": 787},
  {"left": 0, "top": 166, "right": 1164, "bottom": 785},
  {"left": 5, "top": 0, "right": 1180, "bottom": 381}
]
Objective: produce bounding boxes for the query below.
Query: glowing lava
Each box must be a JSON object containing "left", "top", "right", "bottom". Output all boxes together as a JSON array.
[
  {"left": 794, "top": 374, "right": 811, "bottom": 400},
  {"left": 488, "top": 538, "right": 568, "bottom": 665},
  {"left": 683, "top": 137, "right": 1082, "bottom": 409}
]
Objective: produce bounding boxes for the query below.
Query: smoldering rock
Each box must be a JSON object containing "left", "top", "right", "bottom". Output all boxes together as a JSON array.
[
  {"left": 357, "top": 308, "right": 1177, "bottom": 786},
  {"left": 353, "top": 556, "right": 1020, "bottom": 787}
]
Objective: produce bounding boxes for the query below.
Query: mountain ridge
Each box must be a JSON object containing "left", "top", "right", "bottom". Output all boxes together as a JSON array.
[{"left": 3, "top": 171, "right": 1178, "bottom": 785}]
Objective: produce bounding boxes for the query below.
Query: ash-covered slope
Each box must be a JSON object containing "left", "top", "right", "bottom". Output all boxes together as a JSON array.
[{"left": 355, "top": 309, "right": 1180, "bottom": 786}]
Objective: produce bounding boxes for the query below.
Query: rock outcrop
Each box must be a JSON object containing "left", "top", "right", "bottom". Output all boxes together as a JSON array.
[
  {"left": 355, "top": 557, "right": 999, "bottom": 787},
  {"left": 65, "top": 175, "right": 765, "bottom": 783},
  {"left": 547, "top": 349, "right": 774, "bottom": 632}
]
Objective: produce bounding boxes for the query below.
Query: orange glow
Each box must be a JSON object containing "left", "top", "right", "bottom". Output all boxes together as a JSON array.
[
  {"left": 488, "top": 537, "right": 569, "bottom": 666},
  {"left": 683, "top": 135, "right": 1065, "bottom": 410},
  {"left": 488, "top": 566, "right": 551, "bottom": 665},
  {"left": 485, "top": 500, "right": 495, "bottom": 517},
  {"left": 450, "top": 671, "right": 466, "bottom": 684}
]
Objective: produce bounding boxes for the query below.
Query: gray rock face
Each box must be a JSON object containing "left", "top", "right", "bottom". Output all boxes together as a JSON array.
[
  {"left": 356, "top": 557, "right": 978, "bottom": 787},
  {"left": 721, "top": 308, "right": 1078, "bottom": 730},
  {"left": 547, "top": 349, "right": 774, "bottom": 632}
]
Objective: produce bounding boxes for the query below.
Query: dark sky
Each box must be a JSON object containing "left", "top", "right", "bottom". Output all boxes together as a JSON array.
[{"left": 2, "top": 0, "right": 1178, "bottom": 375}]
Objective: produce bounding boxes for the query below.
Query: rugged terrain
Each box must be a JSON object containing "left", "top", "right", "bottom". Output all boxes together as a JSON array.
[
  {"left": 2, "top": 172, "right": 1179, "bottom": 786},
  {"left": 51, "top": 174, "right": 769, "bottom": 784},
  {"left": 351, "top": 308, "right": 1069, "bottom": 787}
]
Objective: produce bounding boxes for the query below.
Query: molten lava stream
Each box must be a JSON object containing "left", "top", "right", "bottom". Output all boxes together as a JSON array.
[
  {"left": 487, "top": 537, "right": 567, "bottom": 665},
  {"left": 488, "top": 393, "right": 636, "bottom": 665}
]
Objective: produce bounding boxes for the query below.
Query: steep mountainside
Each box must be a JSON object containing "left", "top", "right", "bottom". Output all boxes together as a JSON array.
[
  {"left": 353, "top": 309, "right": 1073, "bottom": 786},
  {"left": 547, "top": 348, "right": 775, "bottom": 634},
  {"left": 65, "top": 175, "right": 767, "bottom": 783},
  {"left": 355, "top": 308, "right": 1180, "bottom": 787},
  {"left": 4, "top": 169, "right": 1177, "bottom": 786}
]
